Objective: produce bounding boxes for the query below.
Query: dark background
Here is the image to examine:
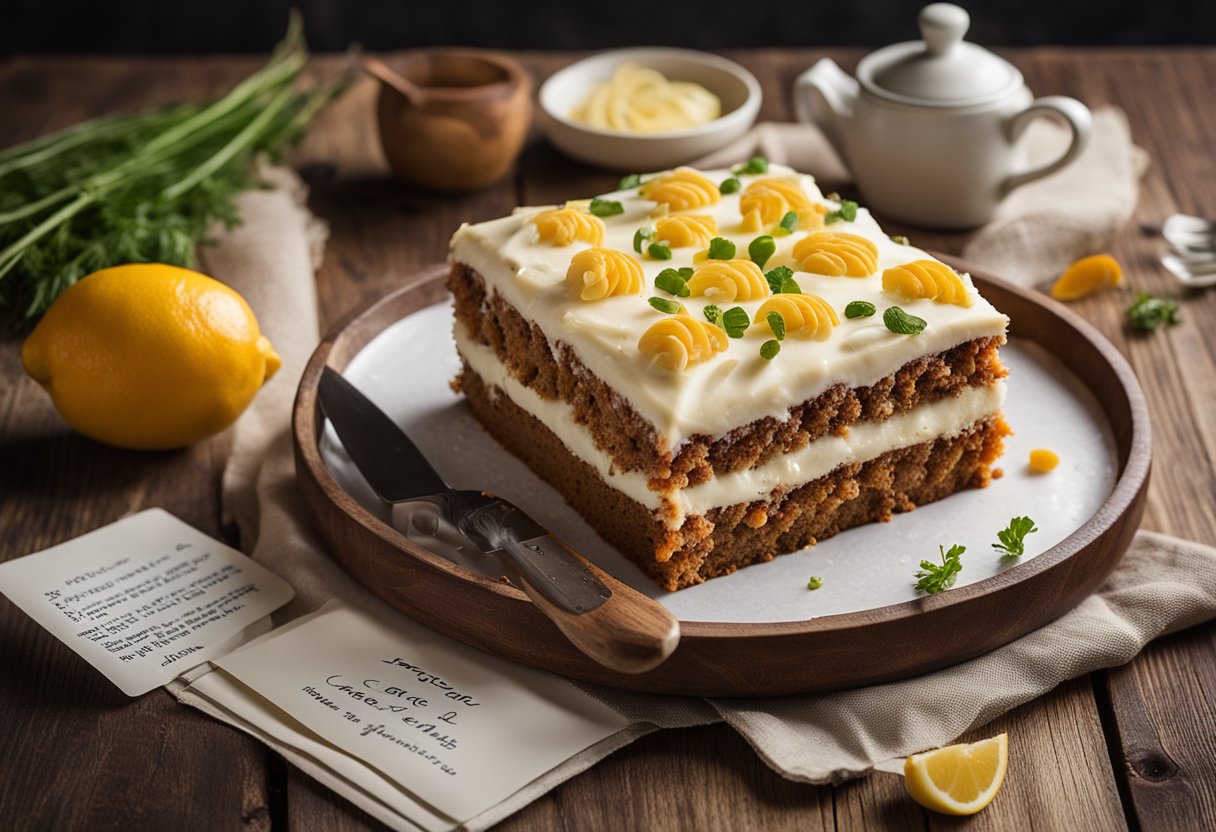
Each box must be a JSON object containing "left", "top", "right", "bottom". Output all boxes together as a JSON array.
[{"left": 4, "top": 0, "right": 1215, "bottom": 54}]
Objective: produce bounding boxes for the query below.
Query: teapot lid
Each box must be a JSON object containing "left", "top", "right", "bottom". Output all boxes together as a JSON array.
[{"left": 858, "top": 4, "right": 1022, "bottom": 106}]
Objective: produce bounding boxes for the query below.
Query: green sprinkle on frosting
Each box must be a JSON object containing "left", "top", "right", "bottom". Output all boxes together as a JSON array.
[
  {"left": 721, "top": 306, "right": 749, "bottom": 338},
  {"left": 648, "top": 297, "right": 682, "bottom": 314},
  {"left": 766, "top": 311, "right": 786, "bottom": 341},
  {"left": 845, "top": 300, "right": 876, "bottom": 319},
  {"left": 589, "top": 198, "right": 624, "bottom": 218},
  {"left": 647, "top": 241, "right": 672, "bottom": 260},
  {"left": 883, "top": 306, "right": 927, "bottom": 335},
  {"left": 655, "top": 268, "right": 691, "bottom": 297},
  {"left": 707, "top": 237, "right": 736, "bottom": 260},
  {"left": 749, "top": 235, "right": 776, "bottom": 268}
]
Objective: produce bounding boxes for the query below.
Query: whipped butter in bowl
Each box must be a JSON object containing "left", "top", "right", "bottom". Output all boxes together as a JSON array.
[{"left": 540, "top": 48, "right": 761, "bottom": 171}]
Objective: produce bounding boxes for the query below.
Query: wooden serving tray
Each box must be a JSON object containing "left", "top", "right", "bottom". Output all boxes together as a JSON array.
[{"left": 292, "top": 259, "right": 1150, "bottom": 697}]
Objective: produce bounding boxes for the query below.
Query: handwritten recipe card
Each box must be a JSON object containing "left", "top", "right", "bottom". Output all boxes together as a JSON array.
[
  {"left": 0, "top": 508, "right": 294, "bottom": 695},
  {"left": 213, "top": 602, "right": 630, "bottom": 824}
]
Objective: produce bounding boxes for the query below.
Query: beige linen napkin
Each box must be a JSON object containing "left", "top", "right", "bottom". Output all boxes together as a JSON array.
[
  {"left": 695, "top": 108, "right": 1150, "bottom": 286},
  {"left": 183, "top": 150, "right": 1213, "bottom": 830}
]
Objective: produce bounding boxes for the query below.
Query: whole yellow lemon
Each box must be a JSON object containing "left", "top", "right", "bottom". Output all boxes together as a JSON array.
[{"left": 22, "top": 263, "right": 281, "bottom": 450}]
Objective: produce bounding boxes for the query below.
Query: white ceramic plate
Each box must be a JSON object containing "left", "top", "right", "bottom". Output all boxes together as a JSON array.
[{"left": 321, "top": 302, "right": 1118, "bottom": 625}]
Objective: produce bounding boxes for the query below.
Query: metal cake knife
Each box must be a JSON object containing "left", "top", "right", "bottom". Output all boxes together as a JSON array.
[{"left": 317, "top": 366, "right": 680, "bottom": 674}]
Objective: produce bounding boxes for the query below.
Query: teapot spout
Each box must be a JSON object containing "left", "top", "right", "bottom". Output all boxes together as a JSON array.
[{"left": 793, "top": 59, "right": 859, "bottom": 164}]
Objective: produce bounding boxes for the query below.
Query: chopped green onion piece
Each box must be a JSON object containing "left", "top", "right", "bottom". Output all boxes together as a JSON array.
[
  {"left": 732, "top": 156, "right": 769, "bottom": 175},
  {"left": 764, "top": 265, "right": 792, "bottom": 294},
  {"left": 721, "top": 306, "right": 750, "bottom": 338},
  {"left": 618, "top": 173, "right": 642, "bottom": 190},
  {"left": 719, "top": 177, "right": 742, "bottom": 194},
  {"left": 760, "top": 340, "right": 782, "bottom": 360},
  {"left": 883, "top": 306, "right": 927, "bottom": 334},
  {"left": 845, "top": 300, "right": 876, "bottom": 319},
  {"left": 648, "top": 241, "right": 672, "bottom": 260},
  {"left": 807, "top": 576, "right": 823, "bottom": 590},
  {"left": 763, "top": 265, "right": 801, "bottom": 294},
  {"left": 707, "top": 237, "right": 736, "bottom": 260},
  {"left": 655, "top": 267, "right": 690, "bottom": 297},
  {"left": 825, "top": 199, "right": 858, "bottom": 224},
  {"left": 589, "top": 198, "right": 624, "bottom": 217},
  {"left": 677, "top": 266, "right": 694, "bottom": 278},
  {"left": 749, "top": 235, "right": 776, "bottom": 268},
  {"left": 778, "top": 211, "right": 799, "bottom": 233},
  {"left": 633, "top": 227, "right": 653, "bottom": 253},
  {"left": 649, "top": 297, "right": 682, "bottom": 314},
  {"left": 703, "top": 304, "right": 722, "bottom": 325},
  {"left": 766, "top": 311, "right": 786, "bottom": 341},
  {"left": 890, "top": 234, "right": 910, "bottom": 245}
]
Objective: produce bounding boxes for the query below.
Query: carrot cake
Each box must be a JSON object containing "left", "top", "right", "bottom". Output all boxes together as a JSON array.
[{"left": 448, "top": 164, "right": 1009, "bottom": 591}]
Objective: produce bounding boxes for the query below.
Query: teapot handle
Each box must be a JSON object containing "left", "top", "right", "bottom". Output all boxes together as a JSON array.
[{"left": 1001, "top": 96, "right": 1093, "bottom": 194}]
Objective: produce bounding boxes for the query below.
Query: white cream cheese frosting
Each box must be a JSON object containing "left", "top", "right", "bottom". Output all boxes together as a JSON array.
[
  {"left": 450, "top": 165, "right": 1008, "bottom": 448},
  {"left": 456, "top": 323, "right": 1004, "bottom": 525}
]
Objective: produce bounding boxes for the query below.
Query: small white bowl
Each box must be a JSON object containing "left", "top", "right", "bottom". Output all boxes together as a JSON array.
[{"left": 538, "top": 48, "right": 762, "bottom": 172}]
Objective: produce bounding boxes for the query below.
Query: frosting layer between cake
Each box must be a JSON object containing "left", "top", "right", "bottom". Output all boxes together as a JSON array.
[{"left": 456, "top": 323, "right": 1005, "bottom": 524}]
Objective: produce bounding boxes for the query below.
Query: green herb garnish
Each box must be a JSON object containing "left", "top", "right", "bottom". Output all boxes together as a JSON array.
[
  {"left": 732, "top": 156, "right": 769, "bottom": 175},
  {"left": 890, "top": 234, "right": 910, "bottom": 245},
  {"left": 749, "top": 235, "right": 776, "bottom": 268},
  {"left": 0, "top": 15, "right": 349, "bottom": 325},
  {"left": 707, "top": 237, "right": 736, "bottom": 260},
  {"left": 778, "top": 211, "right": 799, "bottom": 233},
  {"left": 618, "top": 173, "right": 642, "bottom": 190},
  {"left": 913, "top": 544, "right": 965, "bottom": 594},
  {"left": 825, "top": 199, "right": 858, "bottom": 224},
  {"left": 633, "top": 227, "right": 654, "bottom": 253},
  {"left": 589, "top": 198, "right": 624, "bottom": 218},
  {"left": 1126, "top": 292, "right": 1181, "bottom": 332},
  {"left": 760, "top": 340, "right": 781, "bottom": 360},
  {"left": 703, "top": 304, "right": 722, "bottom": 325},
  {"left": 993, "top": 516, "right": 1038, "bottom": 558},
  {"left": 648, "top": 297, "right": 682, "bottom": 314},
  {"left": 719, "top": 177, "right": 742, "bottom": 194},
  {"left": 648, "top": 241, "right": 672, "bottom": 260},
  {"left": 764, "top": 265, "right": 801, "bottom": 294},
  {"left": 883, "top": 306, "right": 927, "bottom": 335},
  {"left": 807, "top": 576, "right": 823, "bottom": 591},
  {"left": 766, "top": 311, "right": 786, "bottom": 341},
  {"left": 721, "top": 306, "right": 750, "bottom": 338},
  {"left": 655, "top": 267, "right": 690, "bottom": 297},
  {"left": 845, "top": 300, "right": 876, "bottom": 319}
]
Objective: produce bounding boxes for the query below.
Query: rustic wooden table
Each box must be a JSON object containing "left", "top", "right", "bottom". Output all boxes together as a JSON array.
[{"left": 2, "top": 48, "right": 1214, "bottom": 831}]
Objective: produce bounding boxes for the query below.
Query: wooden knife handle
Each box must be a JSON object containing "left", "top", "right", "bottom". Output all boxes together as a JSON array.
[{"left": 501, "top": 535, "right": 680, "bottom": 674}]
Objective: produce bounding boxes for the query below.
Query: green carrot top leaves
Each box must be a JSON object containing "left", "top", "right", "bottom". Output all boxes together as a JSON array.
[{"left": 0, "top": 13, "right": 348, "bottom": 325}]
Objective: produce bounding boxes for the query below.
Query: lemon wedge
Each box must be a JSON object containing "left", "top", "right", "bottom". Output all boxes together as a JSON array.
[{"left": 903, "top": 733, "right": 1008, "bottom": 816}]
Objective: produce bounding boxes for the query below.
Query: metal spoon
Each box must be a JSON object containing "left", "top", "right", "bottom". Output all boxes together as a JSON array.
[{"left": 1160, "top": 214, "right": 1216, "bottom": 287}]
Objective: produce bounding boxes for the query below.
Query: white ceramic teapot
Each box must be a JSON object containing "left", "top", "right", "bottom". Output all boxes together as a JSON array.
[{"left": 794, "top": 3, "right": 1092, "bottom": 229}]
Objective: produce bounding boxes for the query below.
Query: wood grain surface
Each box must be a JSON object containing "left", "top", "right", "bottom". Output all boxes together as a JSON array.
[{"left": 1, "top": 47, "right": 1214, "bottom": 831}]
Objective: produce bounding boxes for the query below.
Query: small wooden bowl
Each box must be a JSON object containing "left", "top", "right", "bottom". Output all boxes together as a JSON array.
[
  {"left": 293, "top": 258, "right": 1150, "bottom": 697},
  {"left": 370, "top": 50, "right": 531, "bottom": 193}
]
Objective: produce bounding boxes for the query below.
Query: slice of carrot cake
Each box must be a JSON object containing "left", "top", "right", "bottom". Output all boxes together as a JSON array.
[{"left": 448, "top": 164, "right": 1009, "bottom": 591}]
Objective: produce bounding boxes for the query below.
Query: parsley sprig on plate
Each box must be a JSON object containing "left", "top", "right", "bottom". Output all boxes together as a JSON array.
[
  {"left": 914, "top": 544, "right": 965, "bottom": 594},
  {"left": 993, "top": 516, "right": 1038, "bottom": 557}
]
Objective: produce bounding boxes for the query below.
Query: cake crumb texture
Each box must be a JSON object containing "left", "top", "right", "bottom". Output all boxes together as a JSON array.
[
  {"left": 460, "top": 363, "right": 1009, "bottom": 592},
  {"left": 449, "top": 262, "right": 1006, "bottom": 490}
]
